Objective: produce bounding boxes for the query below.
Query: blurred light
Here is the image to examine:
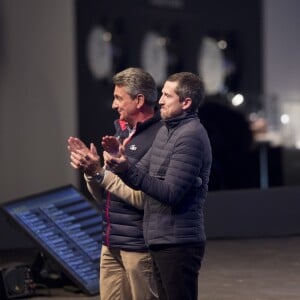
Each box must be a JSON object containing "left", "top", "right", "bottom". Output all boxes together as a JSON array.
[
  {"left": 280, "top": 114, "right": 290, "bottom": 124},
  {"left": 231, "top": 93, "right": 244, "bottom": 106},
  {"left": 103, "top": 31, "right": 112, "bottom": 42},
  {"left": 217, "top": 39, "right": 227, "bottom": 50},
  {"left": 249, "top": 112, "right": 258, "bottom": 122},
  {"left": 296, "top": 140, "right": 300, "bottom": 149},
  {"left": 158, "top": 36, "right": 167, "bottom": 46}
]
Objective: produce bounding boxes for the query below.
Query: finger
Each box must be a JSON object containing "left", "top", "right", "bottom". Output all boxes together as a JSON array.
[
  {"left": 67, "top": 142, "right": 80, "bottom": 153},
  {"left": 72, "top": 137, "right": 89, "bottom": 152},
  {"left": 119, "top": 145, "right": 125, "bottom": 155},
  {"left": 68, "top": 137, "right": 77, "bottom": 152},
  {"left": 102, "top": 135, "right": 111, "bottom": 142},
  {"left": 107, "top": 136, "right": 119, "bottom": 145},
  {"left": 75, "top": 138, "right": 86, "bottom": 148},
  {"left": 76, "top": 149, "right": 89, "bottom": 158},
  {"left": 103, "top": 151, "right": 111, "bottom": 167},
  {"left": 70, "top": 161, "right": 80, "bottom": 170},
  {"left": 103, "top": 151, "right": 111, "bottom": 162},
  {"left": 101, "top": 139, "right": 110, "bottom": 149},
  {"left": 102, "top": 138, "right": 120, "bottom": 155},
  {"left": 90, "top": 143, "right": 98, "bottom": 156},
  {"left": 71, "top": 151, "right": 82, "bottom": 161},
  {"left": 70, "top": 154, "right": 86, "bottom": 169},
  {"left": 75, "top": 140, "right": 84, "bottom": 150},
  {"left": 103, "top": 151, "right": 120, "bottom": 164},
  {"left": 102, "top": 136, "right": 117, "bottom": 145},
  {"left": 107, "top": 135, "right": 117, "bottom": 140}
]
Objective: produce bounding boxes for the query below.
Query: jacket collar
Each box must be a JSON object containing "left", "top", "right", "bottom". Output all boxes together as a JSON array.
[
  {"left": 163, "top": 111, "right": 198, "bottom": 128},
  {"left": 114, "top": 111, "right": 161, "bottom": 140}
]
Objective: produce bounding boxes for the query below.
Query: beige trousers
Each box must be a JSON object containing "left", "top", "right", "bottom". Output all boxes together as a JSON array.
[{"left": 99, "top": 245, "right": 158, "bottom": 300}]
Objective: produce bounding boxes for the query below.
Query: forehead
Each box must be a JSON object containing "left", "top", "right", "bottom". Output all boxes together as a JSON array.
[
  {"left": 162, "top": 81, "right": 178, "bottom": 94},
  {"left": 114, "top": 85, "right": 129, "bottom": 96}
]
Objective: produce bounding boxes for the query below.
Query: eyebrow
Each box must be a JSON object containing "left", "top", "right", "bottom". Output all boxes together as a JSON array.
[
  {"left": 162, "top": 90, "right": 172, "bottom": 97},
  {"left": 114, "top": 94, "right": 122, "bottom": 100}
]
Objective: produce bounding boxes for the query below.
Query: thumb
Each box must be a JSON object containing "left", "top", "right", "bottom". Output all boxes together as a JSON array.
[
  {"left": 119, "top": 145, "right": 125, "bottom": 156},
  {"left": 90, "top": 143, "right": 98, "bottom": 155}
]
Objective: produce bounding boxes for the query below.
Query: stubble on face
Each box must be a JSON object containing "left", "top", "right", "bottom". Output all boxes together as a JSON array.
[{"left": 159, "top": 81, "right": 183, "bottom": 120}]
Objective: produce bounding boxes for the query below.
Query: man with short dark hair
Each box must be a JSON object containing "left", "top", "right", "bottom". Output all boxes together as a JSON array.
[{"left": 103, "top": 72, "right": 212, "bottom": 300}]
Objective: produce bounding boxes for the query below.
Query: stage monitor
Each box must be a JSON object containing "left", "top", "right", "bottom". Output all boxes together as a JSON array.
[{"left": 0, "top": 185, "right": 102, "bottom": 295}]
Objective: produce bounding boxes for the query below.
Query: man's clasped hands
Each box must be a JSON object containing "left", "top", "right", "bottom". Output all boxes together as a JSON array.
[{"left": 67, "top": 135, "right": 128, "bottom": 178}]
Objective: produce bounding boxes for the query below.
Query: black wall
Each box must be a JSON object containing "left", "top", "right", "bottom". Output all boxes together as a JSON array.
[
  {"left": 75, "top": 0, "right": 262, "bottom": 142},
  {"left": 75, "top": 0, "right": 263, "bottom": 192}
]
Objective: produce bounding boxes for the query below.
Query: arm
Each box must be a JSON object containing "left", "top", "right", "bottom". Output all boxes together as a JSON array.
[
  {"left": 68, "top": 136, "right": 104, "bottom": 203},
  {"left": 105, "top": 128, "right": 204, "bottom": 206},
  {"left": 85, "top": 171, "right": 145, "bottom": 210},
  {"left": 68, "top": 136, "right": 144, "bottom": 208}
]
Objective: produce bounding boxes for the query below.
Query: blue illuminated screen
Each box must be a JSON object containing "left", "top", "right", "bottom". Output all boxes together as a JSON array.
[{"left": 1, "top": 185, "right": 102, "bottom": 295}]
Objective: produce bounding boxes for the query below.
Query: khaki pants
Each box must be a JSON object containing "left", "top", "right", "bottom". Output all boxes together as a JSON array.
[{"left": 100, "top": 245, "right": 158, "bottom": 300}]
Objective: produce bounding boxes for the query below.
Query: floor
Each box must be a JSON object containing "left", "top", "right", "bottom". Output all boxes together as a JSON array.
[
  {"left": 199, "top": 236, "right": 300, "bottom": 300},
  {"left": 1, "top": 235, "right": 300, "bottom": 299}
]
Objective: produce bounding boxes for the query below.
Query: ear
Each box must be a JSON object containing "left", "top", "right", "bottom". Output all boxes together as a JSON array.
[
  {"left": 182, "top": 97, "right": 192, "bottom": 111},
  {"left": 136, "top": 94, "right": 145, "bottom": 109}
]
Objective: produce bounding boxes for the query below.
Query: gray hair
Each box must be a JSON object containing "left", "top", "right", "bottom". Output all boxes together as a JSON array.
[{"left": 113, "top": 68, "right": 158, "bottom": 107}]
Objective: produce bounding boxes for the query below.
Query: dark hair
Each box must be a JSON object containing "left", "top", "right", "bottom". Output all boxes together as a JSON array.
[
  {"left": 113, "top": 67, "right": 157, "bottom": 107},
  {"left": 166, "top": 72, "right": 205, "bottom": 112}
]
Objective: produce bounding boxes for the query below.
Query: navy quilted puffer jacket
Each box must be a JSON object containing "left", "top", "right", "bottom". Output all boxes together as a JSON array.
[
  {"left": 102, "top": 113, "right": 161, "bottom": 250},
  {"left": 119, "top": 112, "right": 212, "bottom": 246}
]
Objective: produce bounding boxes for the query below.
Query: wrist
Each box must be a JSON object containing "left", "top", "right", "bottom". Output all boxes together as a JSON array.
[{"left": 85, "top": 169, "right": 105, "bottom": 183}]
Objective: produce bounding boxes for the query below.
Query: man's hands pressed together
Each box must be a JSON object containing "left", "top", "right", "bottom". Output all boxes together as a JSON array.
[
  {"left": 67, "top": 136, "right": 102, "bottom": 177},
  {"left": 102, "top": 135, "right": 129, "bottom": 174}
]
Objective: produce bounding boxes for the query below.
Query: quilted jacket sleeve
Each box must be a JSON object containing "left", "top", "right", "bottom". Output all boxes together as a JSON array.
[{"left": 119, "top": 122, "right": 210, "bottom": 206}]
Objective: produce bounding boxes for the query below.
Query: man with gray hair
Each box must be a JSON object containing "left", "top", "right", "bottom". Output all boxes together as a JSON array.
[{"left": 68, "top": 67, "right": 160, "bottom": 299}]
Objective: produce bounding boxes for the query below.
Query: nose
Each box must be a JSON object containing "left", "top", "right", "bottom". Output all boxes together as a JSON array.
[
  {"left": 112, "top": 99, "right": 118, "bottom": 109},
  {"left": 158, "top": 96, "right": 164, "bottom": 105}
]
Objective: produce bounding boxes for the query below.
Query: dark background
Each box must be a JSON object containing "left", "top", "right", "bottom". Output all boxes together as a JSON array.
[
  {"left": 75, "top": 0, "right": 264, "bottom": 191},
  {"left": 1, "top": 0, "right": 300, "bottom": 251}
]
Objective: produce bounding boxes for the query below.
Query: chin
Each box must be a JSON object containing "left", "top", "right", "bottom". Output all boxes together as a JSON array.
[
  {"left": 160, "top": 111, "right": 166, "bottom": 118},
  {"left": 161, "top": 111, "right": 171, "bottom": 119}
]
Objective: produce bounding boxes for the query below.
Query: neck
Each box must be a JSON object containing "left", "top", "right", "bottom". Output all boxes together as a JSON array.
[{"left": 128, "top": 106, "right": 155, "bottom": 128}]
